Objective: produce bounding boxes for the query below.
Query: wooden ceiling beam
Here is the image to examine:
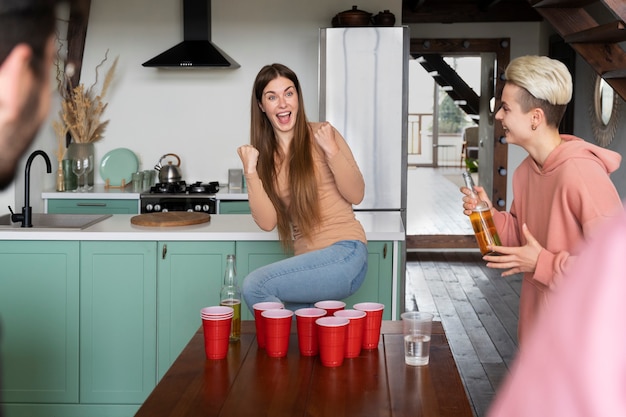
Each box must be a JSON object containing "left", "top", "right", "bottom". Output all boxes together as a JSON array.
[{"left": 402, "top": 0, "right": 542, "bottom": 23}]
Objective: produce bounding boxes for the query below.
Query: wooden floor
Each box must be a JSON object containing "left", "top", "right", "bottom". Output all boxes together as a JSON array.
[
  {"left": 406, "top": 166, "right": 473, "bottom": 236},
  {"left": 404, "top": 168, "right": 523, "bottom": 417}
]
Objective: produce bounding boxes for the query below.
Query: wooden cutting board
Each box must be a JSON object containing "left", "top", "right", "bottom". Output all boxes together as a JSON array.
[{"left": 130, "top": 212, "right": 211, "bottom": 227}]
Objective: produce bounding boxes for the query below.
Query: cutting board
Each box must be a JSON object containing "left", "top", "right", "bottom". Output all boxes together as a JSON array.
[{"left": 130, "top": 212, "right": 211, "bottom": 227}]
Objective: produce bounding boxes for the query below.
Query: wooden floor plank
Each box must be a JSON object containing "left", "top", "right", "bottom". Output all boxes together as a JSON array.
[{"left": 405, "top": 250, "right": 522, "bottom": 417}]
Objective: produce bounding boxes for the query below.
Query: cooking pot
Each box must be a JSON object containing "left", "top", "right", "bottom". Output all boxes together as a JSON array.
[
  {"left": 332, "top": 5, "right": 372, "bottom": 27},
  {"left": 155, "top": 153, "right": 182, "bottom": 183},
  {"left": 373, "top": 10, "right": 395, "bottom": 26}
]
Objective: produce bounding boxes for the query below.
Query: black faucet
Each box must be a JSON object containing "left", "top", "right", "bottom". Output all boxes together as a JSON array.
[{"left": 9, "top": 150, "right": 52, "bottom": 227}]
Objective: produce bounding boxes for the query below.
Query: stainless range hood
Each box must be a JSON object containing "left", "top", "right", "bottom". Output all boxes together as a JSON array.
[{"left": 142, "top": 0, "right": 239, "bottom": 69}]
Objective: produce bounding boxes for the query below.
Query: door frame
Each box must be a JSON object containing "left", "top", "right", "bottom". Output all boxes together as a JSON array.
[{"left": 406, "top": 38, "right": 510, "bottom": 249}]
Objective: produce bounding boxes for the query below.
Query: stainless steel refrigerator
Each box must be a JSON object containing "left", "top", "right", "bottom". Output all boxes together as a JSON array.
[
  {"left": 319, "top": 26, "right": 409, "bottom": 315},
  {"left": 319, "top": 26, "right": 408, "bottom": 225}
]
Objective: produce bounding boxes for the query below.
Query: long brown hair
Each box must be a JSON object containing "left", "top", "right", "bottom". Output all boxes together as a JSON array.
[{"left": 250, "top": 63, "right": 321, "bottom": 248}]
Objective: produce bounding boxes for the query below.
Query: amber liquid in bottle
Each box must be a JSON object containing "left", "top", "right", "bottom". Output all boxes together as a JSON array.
[
  {"left": 220, "top": 254, "right": 241, "bottom": 342},
  {"left": 462, "top": 172, "right": 501, "bottom": 255}
]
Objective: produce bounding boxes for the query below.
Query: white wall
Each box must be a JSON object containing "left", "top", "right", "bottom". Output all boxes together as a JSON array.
[
  {"left": 5, "top": 1, "right": 550, "bottom": 213},
  {"left": 5, "top": 0, "right": 402, "bottom": 213}
]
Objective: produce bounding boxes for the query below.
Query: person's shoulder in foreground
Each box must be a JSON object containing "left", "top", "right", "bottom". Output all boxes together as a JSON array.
[{"left": 488, "top": 203, "right": 626, "bottom": 417}]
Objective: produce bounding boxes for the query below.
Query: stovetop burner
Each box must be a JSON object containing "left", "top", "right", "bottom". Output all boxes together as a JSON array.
[
  {"left": 150, "top": 181, "right": 187, "bottom": 194},
  {"left": 148, "top": 181, "right": 220, "bottom": 195}
]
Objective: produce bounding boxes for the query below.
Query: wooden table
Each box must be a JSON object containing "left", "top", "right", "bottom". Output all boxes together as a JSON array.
[{"left": 135, "top": 321, "right": 473, "bottom": 417}]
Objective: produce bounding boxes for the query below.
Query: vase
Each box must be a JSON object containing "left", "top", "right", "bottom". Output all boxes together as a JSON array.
[{"left": 66, "top": 142, "right": 95, "bottom": 188}]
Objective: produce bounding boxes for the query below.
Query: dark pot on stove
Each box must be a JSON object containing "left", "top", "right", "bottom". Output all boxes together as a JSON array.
[
  {"left": 189, "top": 181, "right": 220, "bottom": 194},
  {"left": 155, "top": 153, "right": 182, "bottom": 183}
]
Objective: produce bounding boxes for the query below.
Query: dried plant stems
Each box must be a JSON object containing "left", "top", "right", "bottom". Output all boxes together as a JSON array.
[
  {"left": 59, "top": 51, "right": 118, "bottom": 144},
  {"left": 52, "top": 120, "right": 68, "bottom": 162}
]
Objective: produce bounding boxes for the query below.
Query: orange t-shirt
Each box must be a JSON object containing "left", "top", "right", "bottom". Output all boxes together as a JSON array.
[{"left": 244, "top": 123, "right": 366, "bottom": 255}]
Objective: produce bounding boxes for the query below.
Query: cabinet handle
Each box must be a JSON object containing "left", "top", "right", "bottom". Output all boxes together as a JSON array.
[
  {"left": 76, "top": 203, "right": 107, "bottom": 207},
  {"left": 383, "top": 243, "right": 387, "bottom": 259},
  {"left": 162, "top": 244, "right": 167, "bottom": 259}
]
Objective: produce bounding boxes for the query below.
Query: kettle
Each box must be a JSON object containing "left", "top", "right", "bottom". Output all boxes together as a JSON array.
[{"left": 155, "top": 153, "right": 182, "bottom": 183}]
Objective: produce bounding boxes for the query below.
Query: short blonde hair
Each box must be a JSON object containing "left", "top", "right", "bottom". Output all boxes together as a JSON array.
[{"left": 505, "top": 55, "right": 572, "bottom": 106}]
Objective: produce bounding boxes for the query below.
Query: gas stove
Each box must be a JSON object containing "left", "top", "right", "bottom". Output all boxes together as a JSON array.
[{"left": 140, "top": 181, "right": 219, "bottom": 213}]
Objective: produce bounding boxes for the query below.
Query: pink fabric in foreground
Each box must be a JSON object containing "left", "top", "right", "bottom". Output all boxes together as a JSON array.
[{"left": 488, "top": 206, "right": 626, "bottom": 417}]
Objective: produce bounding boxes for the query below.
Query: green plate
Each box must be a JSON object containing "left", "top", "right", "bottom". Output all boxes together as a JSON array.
[{"left": 99, "top": 148, "right": 139, "bottom": 186}]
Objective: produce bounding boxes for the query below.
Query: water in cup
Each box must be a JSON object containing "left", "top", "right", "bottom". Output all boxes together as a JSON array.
[
  {"left": 220, "top": 298, "right": 241, "bottom": 342},
  {"left": 404, "top": 334, "right": 431, "bottom": 366},
  {"left": 401, "top": 311, "right": 434, "bottom": 366}
]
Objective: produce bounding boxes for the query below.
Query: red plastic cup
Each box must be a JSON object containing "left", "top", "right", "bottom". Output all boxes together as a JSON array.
[
  {"left": 261, "top": 309, "right": 294, "bottom": 358},
  {"left": 201, "top": 316, "right": 232, "bottom": 360},
  {"left": 314, "top": 300, "right": 346, "bottom": 316},
  {"left": 354, "top": 302, "right": 385, "bottom": 349},
  {"left": 253, "top": 302, "right": 284, "bottom": 348},
  {"left": 316, "top": 316, "right": 349, "bottom": 367},
  {"left": 295, "top": 308, "right": 327, "bottom": 356},
  {"left": 334, "top": 309, "right": 367, "bottom": 358}
]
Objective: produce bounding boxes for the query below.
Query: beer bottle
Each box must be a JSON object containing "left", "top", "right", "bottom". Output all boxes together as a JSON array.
[
  {"left": 462, "top": 172, "right": 501, "bottom": 255},
  {"left": 219, "top": 254, "right": 241, "bottom": 341}
]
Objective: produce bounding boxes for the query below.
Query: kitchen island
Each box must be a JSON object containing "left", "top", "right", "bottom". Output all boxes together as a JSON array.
[{"left": 0, "top": 212, "right": 405, "bottom": 417}]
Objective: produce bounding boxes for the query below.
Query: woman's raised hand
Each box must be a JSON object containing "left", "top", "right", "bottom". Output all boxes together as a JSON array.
[
  {"left": 237, "top": 145, "right": 259, "bottom": 174},
  {"left": 314, "top": 122, "right": 339, "bottom": 158}
]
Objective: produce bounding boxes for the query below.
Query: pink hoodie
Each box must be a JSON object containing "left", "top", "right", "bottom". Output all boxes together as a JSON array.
[
  {"left": 488, "top": 206, "right": 626, "bottom": 417},
  {"left": 493, "top": 134, "right": 622, "bottom": 342}
]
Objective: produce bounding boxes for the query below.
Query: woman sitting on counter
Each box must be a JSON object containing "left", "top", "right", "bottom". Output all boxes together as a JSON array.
[{"left": 237, "top": 63, "right": 368, "bottom": 313}]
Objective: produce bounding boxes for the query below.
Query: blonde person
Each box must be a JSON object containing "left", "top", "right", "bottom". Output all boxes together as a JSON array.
[
  {"left": 237, "top": 63, "right": 368, "bottom": 313},
  {"left": 460, "top": 56, "right": 622, "bottom": 343}
]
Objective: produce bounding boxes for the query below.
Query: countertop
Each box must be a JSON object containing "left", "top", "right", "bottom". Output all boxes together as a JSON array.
[
  {"left": 41, "top": 184, "right": 249, "bottom": 201},
  {"left": 0, "top": 212, "right": 405, "bottom": 242}
]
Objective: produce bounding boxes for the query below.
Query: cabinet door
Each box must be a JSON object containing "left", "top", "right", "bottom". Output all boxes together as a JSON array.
[
  {"left": 80, "top": 241, "right": 157, "bottom": 404},
  {"left": 343, "top": 241, "right": 393, "bottom": 320},
  {"left": 157, "top": 241, "right": 235, "bottom": 379},
  {"left": 47, "top": 199, "right": 139, "bottom": 214},
  {"left": 0, "top": 241, "right": 79, "bottom": 403},
  {"left": 235, "top": 241, "right": 293, "bottom": 320},
  {"left": 235, "top": 241, "right": 393, "bottom": 319}
]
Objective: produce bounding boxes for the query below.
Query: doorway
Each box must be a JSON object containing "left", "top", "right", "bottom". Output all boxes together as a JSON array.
[{"left": 406, "top": 38, "right": 510, "bottom": 249}]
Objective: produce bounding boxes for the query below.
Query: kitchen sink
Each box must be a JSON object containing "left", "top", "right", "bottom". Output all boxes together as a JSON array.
[{"left": 0, "top": 213, "right": 112, "bottom": 229}]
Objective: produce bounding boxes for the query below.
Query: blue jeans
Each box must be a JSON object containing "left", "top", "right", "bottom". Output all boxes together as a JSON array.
[{"left": 242, "top": 240, "right": 368, "bottom": 313}]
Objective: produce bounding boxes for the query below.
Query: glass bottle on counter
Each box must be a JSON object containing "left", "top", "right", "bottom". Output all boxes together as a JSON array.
[
  {"left": 220, "top": 254, "right": 241, "bottom": 342},
  {"left": 56, "top": 160, "right": 65, "bottom": 192},
  {"left": 462, "top": 172, "right": 501, "bottom": 255}
]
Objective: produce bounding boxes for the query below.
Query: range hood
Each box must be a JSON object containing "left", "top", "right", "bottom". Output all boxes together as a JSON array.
[{"left": 142, "top": 0, "right": 239, "bottom": 69}]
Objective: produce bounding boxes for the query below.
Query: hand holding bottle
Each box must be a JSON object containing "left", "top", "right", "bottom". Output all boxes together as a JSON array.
[
  {"left": 461, "top": 183, "right": 493, "bottom": 216},
  {"left": 461, "top": 172, "right": 502, "bottom": 256},
  {"left": 483, "top": 223, "right": 542, "bottom": 277}
]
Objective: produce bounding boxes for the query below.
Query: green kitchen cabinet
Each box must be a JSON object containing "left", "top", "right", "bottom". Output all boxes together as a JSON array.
[
  {"left": 218, "top": 200, "right": 251, "bottom": 214},
  {"left": 235, "top": 241, "right": 293, "bottom": 320},
  {"left": 234, "top": 241, "right": 394, "bottom": 320},
  {"left": 0, "top": 241, "right": 80, "bottom": 404},
  {"left": 80, "top": 241, "right": 157, "bottom": 405},
  {"left": 47, "top": 198, "right": 139, "bottom": 214},
  {"left": 156, "top": 241, "right": 235, "bottom": 379},
  {"left": 344, "top": 241, "right": 394, "bottom": 320}
]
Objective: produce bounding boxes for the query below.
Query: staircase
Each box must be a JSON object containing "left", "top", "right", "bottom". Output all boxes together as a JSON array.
[
  {"left": 529, "top": 0, "right": 626, "bottom": 101},
  {"left": 414, "top": 54, "right": 481, "bottom": 121}
]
